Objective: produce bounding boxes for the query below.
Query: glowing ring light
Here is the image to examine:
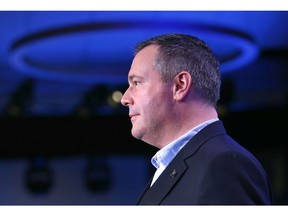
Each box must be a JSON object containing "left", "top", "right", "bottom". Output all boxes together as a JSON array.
[{"left": 9, "top": 21, "right": 259, "bottom": 83}]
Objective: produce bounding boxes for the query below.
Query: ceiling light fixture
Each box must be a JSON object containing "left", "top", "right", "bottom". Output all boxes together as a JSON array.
[{"left": 9, "top": 21, "right": 259, "bottom": 83}]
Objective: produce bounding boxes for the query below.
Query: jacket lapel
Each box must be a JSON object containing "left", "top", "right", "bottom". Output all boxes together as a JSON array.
[
  {"left": 137, "top": 159, "right": 187, "bottom": 204},
  {"left": 137, "top": 121, "right": 227, "bottom": 205}
]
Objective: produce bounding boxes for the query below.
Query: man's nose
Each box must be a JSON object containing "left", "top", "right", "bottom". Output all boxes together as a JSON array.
[{"left": 121, "top": 90, "right": 129, "bottom": 107}]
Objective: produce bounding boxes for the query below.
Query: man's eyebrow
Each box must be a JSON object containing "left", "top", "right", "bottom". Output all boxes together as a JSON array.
[{"left": 128, "top": 74, "right": 141, "bottom": 81}]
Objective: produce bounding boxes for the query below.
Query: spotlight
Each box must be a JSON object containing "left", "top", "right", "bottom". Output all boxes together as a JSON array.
[
  {"left": 25, "top": 156, "right": 53, "bottom": 194},
  {"left": 4, "top": 78, "right": 34, "bottom": 118},
  {"left": 75, "top": 84, "right": 126, "bottom": 117},
  {"left": 85, "top": 156, "right": 111, "bottom": 193}
]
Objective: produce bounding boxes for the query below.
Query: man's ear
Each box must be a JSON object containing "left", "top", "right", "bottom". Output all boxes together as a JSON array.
[{"left": 173, "top": 71, "right": 192, "bottom": 101}]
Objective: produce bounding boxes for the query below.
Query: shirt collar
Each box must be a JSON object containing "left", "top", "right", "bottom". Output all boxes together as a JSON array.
[{"left": 151, "top": 118, "right": 219, "bottom": 169}]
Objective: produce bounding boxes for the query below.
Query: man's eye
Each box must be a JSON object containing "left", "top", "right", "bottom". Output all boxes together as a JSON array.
[{"left": 133, "top": 80, "right": 139, "bottom": 85}]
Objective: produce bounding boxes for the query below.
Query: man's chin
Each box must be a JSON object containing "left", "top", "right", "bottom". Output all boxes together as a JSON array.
[{"left": 131, "top": 129, "right": 143, "bottom": 140}]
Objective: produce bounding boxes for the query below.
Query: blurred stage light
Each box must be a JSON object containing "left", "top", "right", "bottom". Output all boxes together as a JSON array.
[
  {"left": 74, "top": 84, "right": 126, "bottom": 117},
  {"left": 4, "top": 79, "right": 34, "bottom": 118},
  {"left": 85, "top": 156, "right": 111, "bottom": 193},
  {"left": 25, "top": 156, "right": 53, "bottom": 194}
]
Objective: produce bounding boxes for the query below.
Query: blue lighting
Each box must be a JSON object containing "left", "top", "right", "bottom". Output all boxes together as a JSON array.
[{"left": 9, "top": 19, "right": 259, "bottom": 83}]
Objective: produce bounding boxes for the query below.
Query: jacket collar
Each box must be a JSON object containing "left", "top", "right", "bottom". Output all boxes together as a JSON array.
[{"left": 136, "top": 120, "right": 227, "bottom": 205}]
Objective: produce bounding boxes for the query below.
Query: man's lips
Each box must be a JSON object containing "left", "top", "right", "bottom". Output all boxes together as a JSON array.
[{"left": 129, "top": 113, "right": 139, "bottom": 118}]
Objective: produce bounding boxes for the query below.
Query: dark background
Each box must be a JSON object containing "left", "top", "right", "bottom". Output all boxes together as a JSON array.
[{"left": 0, "top": 11, "right": 287, "bottom": 204}]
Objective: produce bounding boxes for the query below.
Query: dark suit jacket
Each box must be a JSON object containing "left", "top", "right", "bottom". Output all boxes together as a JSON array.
[{"left": 137, "top": 120, "right": 273, "bottom": 205}]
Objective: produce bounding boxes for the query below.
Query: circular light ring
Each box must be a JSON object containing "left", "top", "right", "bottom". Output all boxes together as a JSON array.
[{"left": 9, "top": 21, "right": 259, "bottom": 83}]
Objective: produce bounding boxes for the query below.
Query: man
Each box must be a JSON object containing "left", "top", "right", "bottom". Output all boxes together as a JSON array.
[{"left": 121, "top": 33, "right": 273, "bottom": 205}]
